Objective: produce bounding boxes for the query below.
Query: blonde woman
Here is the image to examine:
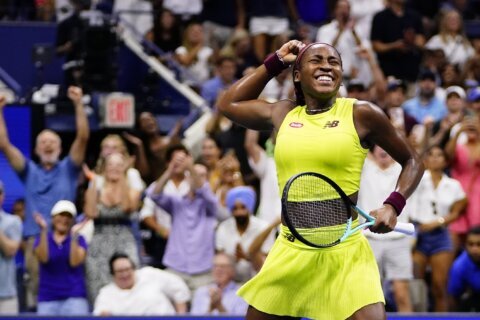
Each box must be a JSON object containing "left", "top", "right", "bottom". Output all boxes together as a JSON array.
[
  {"left": 174, "top": 22, "right": 214, "bottom": 89},
  {"left": 425, "top": 9, "right": 474, "bottom": 67},
  {"left": 84, "top": 152, "right": 141, "bottom": 302}
]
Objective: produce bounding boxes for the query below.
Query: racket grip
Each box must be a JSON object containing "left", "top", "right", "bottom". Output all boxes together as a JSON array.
[{"left": 394, "top": 222, "right": 415, "bottom": 235}]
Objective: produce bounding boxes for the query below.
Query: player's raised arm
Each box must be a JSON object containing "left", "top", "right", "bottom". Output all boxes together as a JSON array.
[{"left": 217, "top": 40, "right": 304, "bottom": 130}]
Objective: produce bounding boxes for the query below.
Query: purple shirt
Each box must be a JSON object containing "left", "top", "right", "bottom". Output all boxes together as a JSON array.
[
  {"left": 34, "top": 233, "right": 88, "bottom": 302},
  {"left": 146, "top": 183, "right": 217, "bottom": 274},
  {"left": 190, "top": 281, "right": 248, "bottom": 315}
]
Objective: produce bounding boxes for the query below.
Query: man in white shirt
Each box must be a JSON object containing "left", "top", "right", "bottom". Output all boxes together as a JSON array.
[
  {"left": 215, "top": 186, "right": 275, "bottom": 283},
  {"left": 93, "top": 252, "right": 190, "bottom": 316},
  {"left": 316, "top": 0, "right": 372, "bottom": 85},
  {"left": 358, "top": 146, "right": 413, "bottom": 312}
]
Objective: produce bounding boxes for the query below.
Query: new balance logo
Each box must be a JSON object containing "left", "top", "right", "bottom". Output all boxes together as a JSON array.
[
  {"left": 284, "top": 233, "right": 295, "bottom": 242},
  {"left": 323, "top": 120, "right": 340, "bottom": 129}
]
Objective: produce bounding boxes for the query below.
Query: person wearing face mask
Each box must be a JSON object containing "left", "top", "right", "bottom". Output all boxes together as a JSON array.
[
  {"left": 0, "top": 86, "right": 89, "bottom": 310},
  {"left": 215, "top": 186, "right": 275, "bottom": 283},
  {"left": 33, "top": 200, "right": 89, "bottom": 316}
]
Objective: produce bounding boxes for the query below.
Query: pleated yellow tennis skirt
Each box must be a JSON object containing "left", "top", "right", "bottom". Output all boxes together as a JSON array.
[{"left": 237, "top": 225, "right": 385, "bottom": 320}]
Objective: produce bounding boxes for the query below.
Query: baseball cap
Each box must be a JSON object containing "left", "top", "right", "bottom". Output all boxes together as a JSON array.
[
  {"left": 347, "top": 79, "right": 366, "bottom": 92},
  {"left": 387, "top": 78, "right": 407, "bottom": 92},
  {"left": 445, "top": 86, "right": 466, "bottom": 99},
  {"left": 468, "top": 87, "right": 480, "bottom": 102},
  {"left": 51, "top": 200, "right": 77, "bottom": 217},
  {"left": 418, "top": 69, "right": 436, "bottom": 81}
]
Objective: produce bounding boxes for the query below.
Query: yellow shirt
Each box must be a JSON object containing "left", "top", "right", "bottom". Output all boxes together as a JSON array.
[{"left": 275, "top": 97, "right": 368, "bottom": 196}]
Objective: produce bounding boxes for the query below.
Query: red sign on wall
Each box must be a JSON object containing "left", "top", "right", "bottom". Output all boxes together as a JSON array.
[{"left": 103, "top": 93, "right": 135, "bottom": 128}]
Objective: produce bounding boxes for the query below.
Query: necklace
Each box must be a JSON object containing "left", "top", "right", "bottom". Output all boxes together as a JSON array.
[{"left": 305, "top": 105, "right": 333, "bottom": 114}]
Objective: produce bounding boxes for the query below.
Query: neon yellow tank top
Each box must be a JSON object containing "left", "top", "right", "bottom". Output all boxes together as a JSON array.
[{"left": 275, "top": 97, "right": 368, "bottom": 196}]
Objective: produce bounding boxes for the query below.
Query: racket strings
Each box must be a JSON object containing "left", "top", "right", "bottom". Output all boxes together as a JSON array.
[{"left": 284, "top": 175, "right": 350, "bottom": 246}]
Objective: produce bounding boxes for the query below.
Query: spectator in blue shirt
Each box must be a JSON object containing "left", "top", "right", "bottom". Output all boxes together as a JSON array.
[
  {"left": 402, "top": 69, "right": 448, "bottom": 123},
  {"left": 34, "top": 200, "right": 89, "bottom": 316},
  {"left": 448, "top": 226, "right": 480, "bottom": 311},
  {"left": 0, "top": 87, "right": 89, "bottom": 309},
  {"left": 0, "top": 181, "right": 23, "bottom": 315},
  {"left": 201, "top": 56, "right": 238, "bottom": 108},
  {"left": 190, "top": 252, "right": 248, "bottom": 315}
]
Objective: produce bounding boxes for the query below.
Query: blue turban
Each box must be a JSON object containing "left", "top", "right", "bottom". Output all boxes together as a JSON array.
[{"left": 226, "top": 186, "right": 256, "bottom": 213}]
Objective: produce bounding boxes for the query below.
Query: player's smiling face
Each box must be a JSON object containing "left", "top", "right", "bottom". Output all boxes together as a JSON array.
[{"left": 296, "top": 44, "right": 343, "bottom": 98}]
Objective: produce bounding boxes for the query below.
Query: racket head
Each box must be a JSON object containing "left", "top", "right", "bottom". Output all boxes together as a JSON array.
[{"left": 281, "top": 172, "right": 353, "bottom": 248}]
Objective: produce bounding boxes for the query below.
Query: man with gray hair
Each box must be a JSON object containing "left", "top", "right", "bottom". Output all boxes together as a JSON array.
[
  {"left": 0, "top": 86, "right": 89, "bottom": 309},
  {"left": 0, "top": 181, "right": 23, "bottom": 314}
]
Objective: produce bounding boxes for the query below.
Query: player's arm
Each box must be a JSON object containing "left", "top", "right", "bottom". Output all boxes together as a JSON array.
[
  {"left": 0, "top": 96, "right": 26, "bottom": 172},
  {"left": 217, "top": 40, "right": 304, "bottom": 130},
  {"left": 355, "top": 101, "right": 424, "bottom": 231}
]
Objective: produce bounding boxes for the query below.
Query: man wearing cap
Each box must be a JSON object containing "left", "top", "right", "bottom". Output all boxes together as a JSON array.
[
  {"left": 0, "top": 181, "right": 22, "bottom": 314},
  {"left": 33, "top": 200, "right": 88, "bottom": 315},
  {"left": 382, "top": 77, "right": 418, "bottom": 136},
  {"left": 0, "top": 87, "right": 89, "bottom": 309},
  {"left": 467, "top": 87, "right": 480, "bottom": 115},
  {"left": 215, "top": 186, "right": 275, "bottom": 283},
  {"left": 402, "top": 69, "right": 448, "bottom": 123}
]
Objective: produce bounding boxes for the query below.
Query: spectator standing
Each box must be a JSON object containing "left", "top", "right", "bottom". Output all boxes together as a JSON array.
[
  {"left": 162, "top": 0, "right": 203, "bottom": 25},
  {"left": 426, "top": 86, "right": 466, "bottom": 149},
  {"left": 190, "top": 252, "right": 248, "bottom": 315},
  {"left": 201, "top": 0, "right": 246, "bottom": 52},
  {"left": 147, "top": 8, "right": 182, "bottom": 54},
  {"left": 445, "top": 115, "right": 480, "bottom": 250},
  {"left": 247, "top": 0, "right": 297, "bottom": 62},
  {"left": 139, "top": 144, "right": 191, "bottom": 268},
  {"left": 201, "top": 57, "right": 238, "bottom": 108},
  {"left": 129, "top": 111, "right": 182, "bottom": 184},
  {"left": 358, "top": 147, "right": 413, "bottom": 312},
  {"left": 425, "top": 9, "right": 475, "bottom": 68},
  {"left": 33, "top": 200, "right": 89, "bottom": 316},
  {"left": 94, "top": 252, "right": 190, "bottom": 315},
  {"left": 371, "top": 0, "right": 425, "bottom": 83},
  {"left": 315, "top": 0, "right": 372, "bottom": 85},
  {"left": 0, "top": 181, "right": 22, "bottom": 315},
  {"left": 215, "top": 186, "right": 275, "bottom": 283},
  {"left": 381, "top": 78, "right": 418, "bottom": 136},
  {"left": 244, "top": 129, "right": 281, "bottom": 223},
  {"left": 349, "top": 0, "right": 384, "bottom": 40},
  {"left": 146, "top": 153, "right": 217, "bottom": 291},
  {"left": 175, "top": 22, "right": 214, "bottom": 89},
  {"left": 0, "top": 87, "right": 89, "bottom": 310},
  {"left": 409, "top": 146, "right": 467, "bottom": 311},
  {"left": 55, "top": 1, "right": 90, "bottom": 87},
  {"left": 402, "top": 69, "right": 448, "bottom": 124},
  {"left": 448, "top": 226, "right": 480, "bottom": 311},
  {"left": 84, "top": 152, "right": 141, "bottom": 302}
]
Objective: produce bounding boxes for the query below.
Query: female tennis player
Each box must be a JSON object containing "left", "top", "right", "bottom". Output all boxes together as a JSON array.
[{"left": 217, "top": 40, "right": 424, "bottom": 320}]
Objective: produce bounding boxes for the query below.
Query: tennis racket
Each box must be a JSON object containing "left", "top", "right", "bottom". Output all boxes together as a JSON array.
[{"left": 281, "top": 172, "right": 415, "bottom": 248}]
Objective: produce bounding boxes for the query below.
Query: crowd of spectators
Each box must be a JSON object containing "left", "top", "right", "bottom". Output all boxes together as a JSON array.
[{"left": 1, "top": 0, "right": 480, "bottom": 316}]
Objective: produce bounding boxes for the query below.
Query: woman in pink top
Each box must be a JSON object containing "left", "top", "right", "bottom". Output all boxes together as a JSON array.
[{"left": 445, "top": 116, "right": 480, "bottom": 251}]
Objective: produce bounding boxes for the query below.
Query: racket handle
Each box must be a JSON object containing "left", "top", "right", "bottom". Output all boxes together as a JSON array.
[{"left": 394, "top": 222, "right": 415, "bottom": 235}]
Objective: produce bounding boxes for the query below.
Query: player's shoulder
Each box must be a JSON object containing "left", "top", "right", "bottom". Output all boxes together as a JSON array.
[{"left": 353, "top": 100, "right": 386, "bottom": 120}]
